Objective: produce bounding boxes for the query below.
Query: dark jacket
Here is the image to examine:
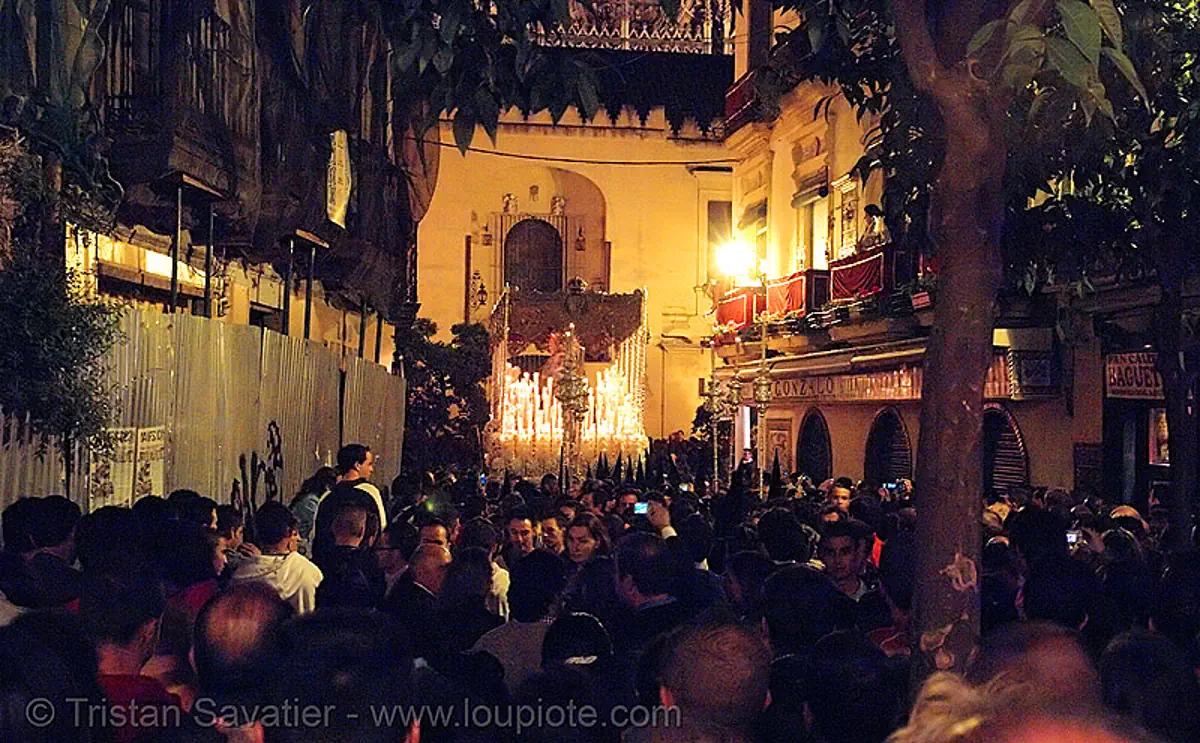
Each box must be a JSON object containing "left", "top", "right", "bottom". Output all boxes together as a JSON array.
[
  {"left": 315, "top": 545, "right": 383, "bottom": 610},
  {"left": 380, "top": 572, "right": 439, "bottom": 660}
]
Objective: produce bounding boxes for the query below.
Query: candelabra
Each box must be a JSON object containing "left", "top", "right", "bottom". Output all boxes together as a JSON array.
[{"left": 555, "top": 326, "right": 590, "bottom": 480}]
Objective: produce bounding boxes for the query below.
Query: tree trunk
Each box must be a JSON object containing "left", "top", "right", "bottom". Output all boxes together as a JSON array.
[
  {"left": 1155, "top": 285, "right": 1197, "bottom": 552},
  {"left": 891, "top": 0, "right": 1008, "bottom": 684},
  {"left": 910, "top": 116, "right": 1006, "bottom": 681}
]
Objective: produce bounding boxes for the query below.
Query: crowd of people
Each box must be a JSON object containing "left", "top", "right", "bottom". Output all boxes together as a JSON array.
[{"left": 1, "top": 442, "right": 1198, "bottom": 743}]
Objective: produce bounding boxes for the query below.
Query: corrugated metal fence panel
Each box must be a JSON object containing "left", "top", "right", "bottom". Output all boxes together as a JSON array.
[
  {"left": 170, "top": 314, "right": 222, "bottom": 498},
  {"left": 1, "top": 309, "right": 397, "bottom": 513},
  {"left": 260, "top": 333, "right": 341, "bottom": 504},
  {"left": 0, "top": 414, "right": 64, "bottom": 505},
  {"left": 214, "top": 322, "right": 264, "bottom": 504},
  {"left": 342, "top": 356, "right": 407, "bottom": 486}
]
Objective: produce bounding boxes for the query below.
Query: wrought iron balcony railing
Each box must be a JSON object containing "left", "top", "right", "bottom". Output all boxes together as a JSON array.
[{"left": 538, "top": 0, "right": 733, "bottom": 54}]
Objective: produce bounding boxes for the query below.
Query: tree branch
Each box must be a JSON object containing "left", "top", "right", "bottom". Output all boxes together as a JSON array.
[{"left": 891, "top": 0, "right": 947, "bottom": 95}]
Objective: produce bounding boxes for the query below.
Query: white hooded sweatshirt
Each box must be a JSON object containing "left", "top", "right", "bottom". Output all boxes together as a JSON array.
[{"left": 230, "top": 551, "right": 323, "bottom": 614}]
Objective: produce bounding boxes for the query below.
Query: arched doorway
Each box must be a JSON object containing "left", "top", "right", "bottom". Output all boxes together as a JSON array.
[
  {"left": 983, "top": 404, "right": 1030, "bottom": 498},
  {"left": 504, "top": 218, "right": 563, "bottom": 292},
  {"left": 796, "top": 408, "right": 832, "bottom": 482},
  {"left": 864, "top": 407, "right": 912, "bottom": 485}
]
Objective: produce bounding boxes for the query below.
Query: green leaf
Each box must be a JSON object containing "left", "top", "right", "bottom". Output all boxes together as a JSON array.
[
  {"left": 807, "top": 20, "right": 824, "bottom": 53},
  {"left": 1009, "top": 0, "right": 1036, "bottom": 26},
  {"left": 1003, "top": 24, "right": 1046, "bottom": 66},
  {"left": 474, "top": 88, "right": 500, "bottom": 142},
  {"left": 433, "top": 46, "right": 455, "bottom": 74},
  {"left": 1100, "top": 47, "right": 1148, "bottom": 104},
  {"left": 439, "top": 3, "right": 462, "bottom": 43},
  {"left": 1057, "top": 0, "right": 1101, "bottom": 64},
  {"left": 1046, "top": 36, "right": 1092, "bottom": 89},
  {"left": 967, "top": 19, "right": 1005, "bottom": 58},
  {"left": 452, "top": 106, "right": 476, "bottom": 154},
  {"left": 1090, "top": 0, "right": 1121, "bottom": 48},
  {"left": 394, "top": 40, "right": 421, "bottom": 74},
  {"left": 1003, "top": 62, "right": 1038, "bottom": 89},
  {"left": 577, "top": 72, "right": 600, "bottom": 120}
]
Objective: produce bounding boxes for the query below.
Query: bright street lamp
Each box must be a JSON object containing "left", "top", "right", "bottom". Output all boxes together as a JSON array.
[{"left": 715, "top": 239, "right": 755, "bottom": 283}]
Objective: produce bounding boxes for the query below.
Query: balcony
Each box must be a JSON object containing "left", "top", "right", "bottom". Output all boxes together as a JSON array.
[
  {"left": 714, "top": 242, "right": 931, "bottom": 361},
  {"left": 539, "top": 0, "right": 733, "bottom": 54},
  {"left": 102, "top": 1, "right": 258, "bottom": 235},
  {"left": 723, "top": 70, "right": 760, "bottom": 136}
]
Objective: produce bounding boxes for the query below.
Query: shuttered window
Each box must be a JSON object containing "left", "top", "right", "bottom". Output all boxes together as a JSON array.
[{"left": 983, "top": 405, "right": 1029, "bottom": 497}]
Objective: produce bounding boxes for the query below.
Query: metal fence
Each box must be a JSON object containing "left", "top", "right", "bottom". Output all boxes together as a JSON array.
[{"left": 0, "top": 309, "right": 406, "bottom": 512}]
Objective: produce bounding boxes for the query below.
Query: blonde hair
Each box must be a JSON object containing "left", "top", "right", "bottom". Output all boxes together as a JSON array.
[
  {"left": 888, "top": 673, "right": 1031, "bottom": 743},
  {"left": 890, "top": 672, "right": 1153, "bottom": 743}
]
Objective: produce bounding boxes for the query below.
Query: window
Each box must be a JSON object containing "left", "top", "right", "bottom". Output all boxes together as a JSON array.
[
  {"left": 707, "top": 200, "right": 732, "bottom": 282},
  {"left": 1149, "top": 408, "right": 1169, "bottom": 465}
]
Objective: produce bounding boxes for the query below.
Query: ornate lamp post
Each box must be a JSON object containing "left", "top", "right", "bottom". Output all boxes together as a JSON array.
[
  {"left": 752, "top": 364, "right": 772, "bottom": 502},
  {"left": 702, "top": 375, "right": 727, "bottom": 492},
  {"left": 725, "top": 377, "right": 743, "bottom": 480}
]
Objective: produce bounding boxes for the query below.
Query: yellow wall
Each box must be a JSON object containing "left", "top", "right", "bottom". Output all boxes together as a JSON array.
[
  {"left": 766, "top": 397, "right": 1077, "bottom": 489},
  {"left": 417, "top": 109, "right": 732, "bottom": 436}
]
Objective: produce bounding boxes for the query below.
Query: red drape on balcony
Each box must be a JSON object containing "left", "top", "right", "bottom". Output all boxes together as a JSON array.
[
  {"left": 716, "top": 287, "right": 764, "bottom": 329},
  {"left": 830, "top": 249, "right": 885, "bottom": 301},
  {"left": 766, "top": 272, "right": 808, "bottom": 316}
]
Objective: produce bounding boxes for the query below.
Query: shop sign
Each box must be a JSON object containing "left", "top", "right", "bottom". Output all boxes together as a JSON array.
[
  {"left": 327, "top": 130, "right": 352, "bottom": 228},
  {"left": 1105, "top": 352, "right": 1163, "bottom": 399},
  {"left": 755, "top": 354, "right": 1015, "bottom": 404}
]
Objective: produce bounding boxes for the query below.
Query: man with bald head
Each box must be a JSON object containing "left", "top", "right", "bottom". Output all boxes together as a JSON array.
[
  {"left": 380, "top": 543, "right": 451, "bottom": 661},
  {"left": 178, "top": 582, "right": 293, "bottom": 738}
]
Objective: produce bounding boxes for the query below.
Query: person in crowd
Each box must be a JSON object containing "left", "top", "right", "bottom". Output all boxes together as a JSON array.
[
  {"left": 79, "top": 572, "right": 181, "bottom": 741},
  {"left": 315, "top": 501, "right": 383, "bottom": 610},
  {"left": 474, "top": 548, "right": 568, "bottom": 693},
  {"left": 434, "top": 546, "right": 503, "bottom": 659},
  {"left": 417, "top": 515, "right": 452, "bottom": 549},
  {"left": 890, "top": 672, "right": 1154, "bottom": 743},
  {"left": 268, "top": 610, "right": 419, "bottom": 743},
  {"left": 724, "top": 550, "right": 775, "bottom": 623},
  {"left": 817, "top": 519, "right": 890, "bottom": 630},
  {"left": 311, "top": 477, "right": 381, "bottom": 565},
  {"left": 872, "top": 528, "right": 916, "bottom": 658},
  {"left": 17, "top": 495, "right": 83, "bottom": 608},
  {"left": 967, "top": 621, "right": 1102, "bottom": 713},
  {"left": 75, "top": 506, "right": 147, "bottom": 579},
  {"left": 230, "top": 502, "right": 323, "bottom": 614},
  {"left": 760, "top": 564, "right": 855, "bottom": 659},
  {"left": 375, "top": 519, "right": 420, "bottom": 604},
  {"left": 827, "top": 479, "right": 853, "bottom": 514},
  {"left": 502, "top": 505, "right": 539, "bottom": 568},
  {"left": 180, "top": 495, "right": 219, "bottom": 531},
  {"left": 290, "top": 466, "right": 338, "bottom": 556},
  {"left": 336, "top": 444, "right": 386, "bottom": 527},
  {"left": 565, "top": 512, "right": 610, "bottom": 570},
  {"left": 0, "top": 611, "right": 112, "bottom": 742},
  {"left": 614, "top": 532, "right": 689, "bottom": 659},
  {"left": 1100, "top": 630, "right": 1200, "bottom": 743},
  {"left": 538, "top": 509, "right": 568, "bottom": 556},
  {"left": 459, "top": 518, "right": 509, "bottom": 619},
  {"left": 381, "top": 543, "right": 450, "bottom": 660},
  {"left": 633, "top": 620, "right": 770, "bottom": 743},
  {"left": 757, "top": 507, "right": 814, "bottom": 565},
  {"left": 805, "top": 631, "right": 904, "bottom": 743},
  {"left": 214, "top": 504, "right": 256, "bottom": 575},
  {"left": 177, "top": 581, "right": 293, "bottom": 741}
]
